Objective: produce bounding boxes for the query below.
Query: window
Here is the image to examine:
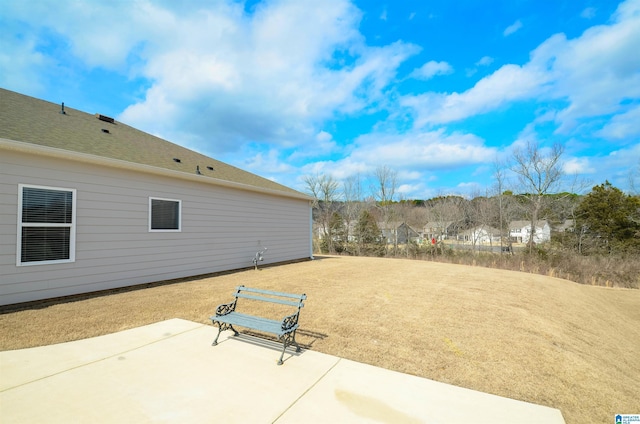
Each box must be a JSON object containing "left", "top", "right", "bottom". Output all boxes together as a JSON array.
[
  {"left": 149, "top": 197, "right": 181, "bottom": 231},
  {"left": 17, "top": 184, "right": 76, "bottom": 266}
]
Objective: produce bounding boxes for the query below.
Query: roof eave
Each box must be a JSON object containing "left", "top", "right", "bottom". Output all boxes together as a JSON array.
[{"left": 1, "top": 138, "right": 313, "bottom": 201}]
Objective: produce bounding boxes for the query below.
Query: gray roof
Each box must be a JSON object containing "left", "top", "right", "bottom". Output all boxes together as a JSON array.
[
  {"left": 423, "top": 221, "right": 455, "bottom": 229},
  {"left": 0, "top": 88, "right": 308, "bottom": 199}
]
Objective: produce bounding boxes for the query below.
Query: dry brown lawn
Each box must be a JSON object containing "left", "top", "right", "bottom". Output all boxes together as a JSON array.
[{"left": 1, "top": 255, "right": 639, "bottom": 423}]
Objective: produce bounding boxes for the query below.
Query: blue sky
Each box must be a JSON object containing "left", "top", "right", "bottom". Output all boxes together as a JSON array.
[{"left": 1, "top": 0, "right": 639, "bottom": 199}]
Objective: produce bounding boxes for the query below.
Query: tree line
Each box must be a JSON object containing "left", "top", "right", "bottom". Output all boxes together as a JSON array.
[{"left": 305, "top": 141, "right": 640, "bottom": 287}]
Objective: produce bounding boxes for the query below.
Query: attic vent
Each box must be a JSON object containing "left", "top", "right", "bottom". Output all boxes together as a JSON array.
[
  {"left": 101, "top": 128, "right": 110, "bottom": 134},
  {"left": 207, "top": 166, "right": 214, "bottom": 171},
  {"left": 173, "top": 158, "right": 181, "bottom": 163},
  {"left": 96, "top": 113, "right": 115, "bottom": 124}
]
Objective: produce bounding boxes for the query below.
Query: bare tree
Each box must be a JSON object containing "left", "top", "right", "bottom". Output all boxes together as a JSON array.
[
  {"left": 371, "top": 165, "right": 398, "bottom": 254},
  {"left": 493, "top": 160, "right": 512, "bottom": 254},
  {"left": 304, "top": 173, "right": 340, "bottom": 253},
  {"left": 629, "top": 159, "right": 640, "bottom": 195},
  {"left": 391, "top": 199, "right": 417, "bottom": 257},
  {"left": 342, "top": 174, "right": 363, "bottom": 247},
  {"left": 371, "top": 165, "right": 397, "bottom": 205},
  {"left": 511, "top": 141, "right": 564, "bottom": 253},
  {"left": 467, "top": 191, "right": 497, "bottom": 253}
]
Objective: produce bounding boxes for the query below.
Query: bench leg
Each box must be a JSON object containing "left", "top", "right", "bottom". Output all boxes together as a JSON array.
[
  {"left": 211, "top": 321, "right": 239, "bottom": 346},
  {"left": 277, "top": 330, "right": 301, "bottom": 365},
  {"left": 291, "top": 330, "right": 301, "bottom": 352},
  {"left": 278, "top": 341, "right": 287, "bottom": 365},
  {"left": 212, "top": 322, "right": 222, "bottom": 346}
]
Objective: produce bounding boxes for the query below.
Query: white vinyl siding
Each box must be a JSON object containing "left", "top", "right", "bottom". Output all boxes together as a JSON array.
[
  {"left": 149, "top": 197, "right": 181, "bottom": 232},
  {"left": 16, "top": 184, "right": 76, "bottom": 266}
]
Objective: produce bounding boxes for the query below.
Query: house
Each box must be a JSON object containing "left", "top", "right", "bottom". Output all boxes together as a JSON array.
[
  {"left": 458, "top": 225, "right": 502, "bottom": 244},
  {"left": 555, "top": 219, "right": 575, "bottom": 232},
  {"left": 509, "top": 220, "right": 551, "bottom": 244},
  {"left": 379, "top": 221, "right": 420, "bottom": 244},
  {"left": 422, "top": 221, "right": 459, "bottom": 241},
  {"left": 0, "top": 88, "right": 313, "bottom": 306}
]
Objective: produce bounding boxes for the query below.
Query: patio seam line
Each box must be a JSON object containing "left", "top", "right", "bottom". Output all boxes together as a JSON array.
[
  {"left": 0, "top": 323, "right": 207, "bottom": 392},
  {"left": 271, "top": 357, "right": 342, "bottom": 424}
]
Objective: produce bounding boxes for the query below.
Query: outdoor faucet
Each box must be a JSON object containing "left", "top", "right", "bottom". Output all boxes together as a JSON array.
[{"left": 253, "top": 247, "right": 267, "bottom": 270}]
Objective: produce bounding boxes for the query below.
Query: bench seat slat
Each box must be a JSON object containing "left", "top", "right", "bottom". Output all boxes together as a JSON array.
[
  {"left": 236, "top": 286, "right": 306, "bottom": 300},
  {"left": 235, "top": 292, "right": 303, "bottom": 307},
  {"left": 212, "top": 312, "right": 296, "bottom": 336}
]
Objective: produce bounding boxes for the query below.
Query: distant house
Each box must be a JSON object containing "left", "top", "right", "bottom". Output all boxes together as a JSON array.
[
  {"left": 0, "top": 88, "right": 313, "bottom": 306},
  {"left": 458, "top": 226, "right": 501, "bottom": 244},
  {"left": 379, "top": 222, "right": 420, "bottom": 244},
  {"left": 555, "top": 219, "right": 576, "bottom": 233},
  {"left": 422, "top": 221, "right": 459, "bottom": 241},
  {"left": 509, "top": 220, "right": 551, "bottom": 244}
]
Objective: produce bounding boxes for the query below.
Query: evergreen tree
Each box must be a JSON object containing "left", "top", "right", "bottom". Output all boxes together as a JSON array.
[
  {"left": 576, "top": 181, "right": 640, "bottom": 253},
  {"left": 355, "top": 210, "right": 385, "bottom": 256},
  {"left": 328, "top": 212, "right": 346, "bottom": 253}
]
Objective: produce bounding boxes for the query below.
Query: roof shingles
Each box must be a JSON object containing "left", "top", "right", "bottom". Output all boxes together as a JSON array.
[{"left": 0, "top": 88, "right": 305, "bottom": 198}]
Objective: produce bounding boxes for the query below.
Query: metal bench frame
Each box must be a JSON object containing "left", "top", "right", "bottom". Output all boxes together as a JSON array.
[{"left": 210, "top": 285, "right": 307, "bottom": 365}]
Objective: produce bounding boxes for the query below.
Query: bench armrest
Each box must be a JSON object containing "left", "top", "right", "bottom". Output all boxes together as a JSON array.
[
  {"left": 215, "top": 301, "right": 236, "bottom": 316},
  {"left": 281, "top": 312, "right": 299, "bottom": 331}
]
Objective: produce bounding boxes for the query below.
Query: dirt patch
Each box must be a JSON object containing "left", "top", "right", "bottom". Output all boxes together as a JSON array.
[{"left": 1, "top": 255, "right": 639, "bottom": 423}]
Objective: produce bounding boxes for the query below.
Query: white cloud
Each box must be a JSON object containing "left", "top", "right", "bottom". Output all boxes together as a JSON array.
[
  {"left": 286, "top": 129, "right": 497, "bottom": 198},
  {"left": 402, "top": 0, "right": 640, "bottom": 134},
  {"left": 0, "top": 29, "right": 48, "bottom": 95},
  {"left": 291, "top": 128, "right": 496, "bottom": 195},
  {"left": 475, "top": 56, "right": 494, "bottom": 67},
  {"left": 119, "top": 2, "right": 419, "bottom": 151},
  {"left": 347, "top": 129, "right": 496, "bottom": 170},
  {"left": 547, "top": 8, "right": 640, "bottom": 133},
  {"left": 604, "top": 144, "right": 640, "bottom": 169},
  {"left": 456, "top": 181, "right": 483, "bottom": 192},
  {"left": 3, "top": 0, "right": 418, "bottom": 154},
  {"left": 409, "top": 60, "right": 453, "bottom": 80},
  {"left": 597, "top": 105, "right": 640, "bottom": 140},
  {"left": 300, "top": 157, "right": 369, "bottom": 181},
  {"left": 581, "top": 7, "right": 597, "bottom": 19},
  {"left": 563, "top": 157, "right": 595, "bottom": 174},
  {"left": 592, "top": 144, "right": 640, "bottom": 191},
  {"left": 316, "top": 130, "right": 333, "bottom": 143},
  {"left": 241, "top": 147, "right": 297, "bottom": 178},
  {"left": 1, "top": 1, "right": 156, "bottom": 70},
  {"left": 403, "top": 63, "right": 549, "bottom": 126},
  {"left": 380, "top": 8, "right": 388, "bottom": 20},
  {"left": 503, "top": 20, "right": 523, "bottom": 36},
  {"left": 288, "top": 131, "right": 338, "bottom": 160}
]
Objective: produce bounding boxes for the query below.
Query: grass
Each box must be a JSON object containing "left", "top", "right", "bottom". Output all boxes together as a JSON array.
[{"left": 1, "top": 255, "right": 639, "bottom": 423}]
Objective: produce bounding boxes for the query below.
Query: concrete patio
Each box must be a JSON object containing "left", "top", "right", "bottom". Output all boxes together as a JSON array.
[{"left": 0, "top": 318, "right": 565, "bottom": 423}]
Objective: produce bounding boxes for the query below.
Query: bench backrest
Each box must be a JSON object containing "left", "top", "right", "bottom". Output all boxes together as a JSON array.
[{"left": 233, "top": 285, "right": 306, "bottom": 311}]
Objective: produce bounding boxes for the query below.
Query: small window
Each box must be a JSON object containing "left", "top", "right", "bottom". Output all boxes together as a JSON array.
[
  {"left": 17, "top": 184, "right": 76, "bottom": 266},
  {"left": 149, "top": 197, "right": 181, "bottom": 231}
]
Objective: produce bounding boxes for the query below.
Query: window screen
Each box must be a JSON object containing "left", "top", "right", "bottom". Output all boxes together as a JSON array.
[
  {"left": 18, "top": 185, "right": 76, "bottom": 265},
  {"left": 150, "top": 198, "right": 181, "bottom": 231}
]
